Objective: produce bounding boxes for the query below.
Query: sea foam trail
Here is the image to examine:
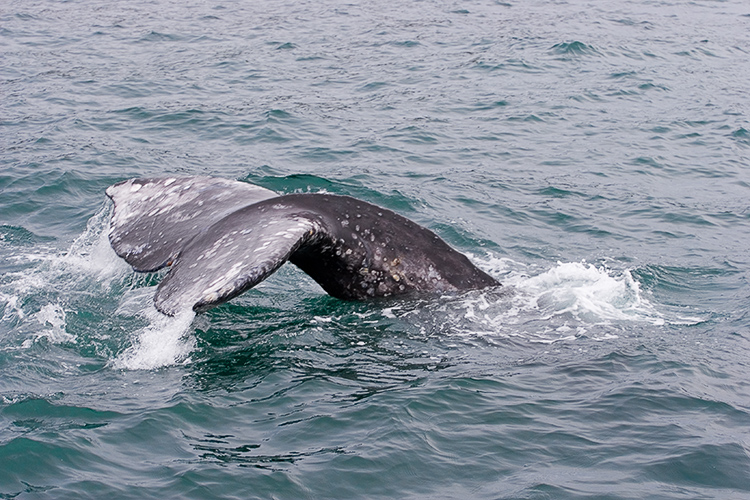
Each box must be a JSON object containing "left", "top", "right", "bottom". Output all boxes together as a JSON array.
[{"left": 480, "top": 258, "right": 706, "bottom": 340}]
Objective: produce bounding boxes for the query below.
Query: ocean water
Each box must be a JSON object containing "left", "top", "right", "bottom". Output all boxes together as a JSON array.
[{"left": 2, "top": 0, "right": 750, "bottom": 498}]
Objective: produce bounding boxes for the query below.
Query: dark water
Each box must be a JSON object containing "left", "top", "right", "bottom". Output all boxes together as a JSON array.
[{"left": 2, "top": 0, "right": 750, "bottom": 498}]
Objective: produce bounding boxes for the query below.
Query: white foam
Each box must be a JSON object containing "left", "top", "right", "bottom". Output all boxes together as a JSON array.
[
  {"left": 0, "top": 292, "right": 24, "bottom": 322},
  {"left": 112, "top": 308, "right": 196, "bottom": 371},
  {"left": 513, "top": 261, "right": 663, "bottom": 324},
  {"left": 0, "top": 204, "right": 187, "bottom": 365},
  {"left": 22, "top": 303, "right": 76, "bottom": 347},
  {"left": 0, "top": 205, "right": 130, "bottom": 314},
  {"left": 35, "top": 302, "right": 68, "bottom": 332},
  {"left": 370, "top": 257, "right": 682, "bottom": 345}
]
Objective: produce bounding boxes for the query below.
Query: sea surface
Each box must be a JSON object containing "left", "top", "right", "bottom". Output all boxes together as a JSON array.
[{"left": 2, "top": 0, "right": 750, "bottom": 498}]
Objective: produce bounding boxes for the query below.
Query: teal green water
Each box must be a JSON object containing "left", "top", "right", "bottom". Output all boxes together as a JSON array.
[{"left": 2, "top": 0, "right": 750, "bottom": 498}]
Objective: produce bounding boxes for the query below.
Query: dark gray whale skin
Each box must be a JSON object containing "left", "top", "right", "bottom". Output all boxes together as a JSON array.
[{"left": 106, "top": 176, "right": 499, "bottom": 316}]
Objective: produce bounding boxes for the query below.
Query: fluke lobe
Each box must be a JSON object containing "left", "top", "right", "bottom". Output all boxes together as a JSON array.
[{"left": 106, "top": 176, "right": 499, "bottom": 316}]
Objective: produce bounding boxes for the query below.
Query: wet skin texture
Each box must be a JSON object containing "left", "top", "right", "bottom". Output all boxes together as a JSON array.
[{"left": 106, "top": 177, "right": 499, "bottom": 316}]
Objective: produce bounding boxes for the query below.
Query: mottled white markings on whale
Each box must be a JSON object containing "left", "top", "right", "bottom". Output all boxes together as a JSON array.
[{"left": 106, "top": 176, "right": 500, "bottom": 316}]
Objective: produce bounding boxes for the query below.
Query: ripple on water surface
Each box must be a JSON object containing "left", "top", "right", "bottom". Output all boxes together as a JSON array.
[{"left": 3, "top": 0, "right": 750, "bottom": 498}]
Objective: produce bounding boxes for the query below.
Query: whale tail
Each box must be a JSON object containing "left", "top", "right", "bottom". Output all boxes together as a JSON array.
[
  {"left": 106, "top": 177, "right": 277, "bottom": 272},
  {"left": 153, "top": 205, "right": 319, "bottom": 316},
  {"left": 107, "top": 177, "right": 500, "bottom": 316}
]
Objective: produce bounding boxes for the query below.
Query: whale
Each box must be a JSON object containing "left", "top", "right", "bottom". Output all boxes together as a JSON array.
[{"left": 106, "top": 176, "right": 500, "bottom": 316}]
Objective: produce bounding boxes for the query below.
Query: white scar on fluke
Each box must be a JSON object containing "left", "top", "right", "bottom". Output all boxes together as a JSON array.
[{"left": 106, "top": 176, "right": 500, "bottom": 316}]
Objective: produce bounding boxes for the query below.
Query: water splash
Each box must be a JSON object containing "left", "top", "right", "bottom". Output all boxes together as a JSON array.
[
  {"left": 22, "top": 303, "right": 76, "bottom": 347},
  {"left": 516, "top": 261, "right": 662, "bottom": 324},
  {"left": 112, "top": 308, "right": 196, "bottom": 370},
  {"left": 0, "top": 204, "right": 130, "bottom": 318},
  {"left": 371, "top": 257, "right": 682, "bottom": 345},
  {"left": 1, "top": 205, "right": 122, "bottom": 344},
  {"left": 0, "top": 204, "right": 197, "bottom": 369},
  {"left": 63, "top": 204, "right": 132, "bottom": 283},
  {"left": 0, "top": 203, "right": 696, "bottom": 367}
]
